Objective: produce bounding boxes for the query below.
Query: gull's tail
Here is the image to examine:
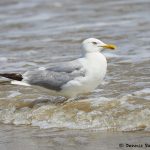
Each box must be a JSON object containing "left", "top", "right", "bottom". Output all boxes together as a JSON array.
[
  {"left": 0, "top": 73, "right": 23, "bottom": 81},
  {"left": 0, "top": 73, "right": 30, "bottom": 86}
]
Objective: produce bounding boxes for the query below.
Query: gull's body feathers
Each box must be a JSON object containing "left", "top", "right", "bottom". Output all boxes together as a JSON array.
[
  {"left": 22, "top": 60, "right": 86, "bottom": 92},
  {"left": 17, "top": 52, "right": 107, "bottom": 98},
  {"left": 0, "top": 38, "right": 116, "bottom": 98},
  {"left": 61, "top": 52, "right": 107, "bottom": 97}
]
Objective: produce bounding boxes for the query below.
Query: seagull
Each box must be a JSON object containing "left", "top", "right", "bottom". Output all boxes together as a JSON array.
[{"left": 0, "top": 38, "right": 116, "bottom": 98}]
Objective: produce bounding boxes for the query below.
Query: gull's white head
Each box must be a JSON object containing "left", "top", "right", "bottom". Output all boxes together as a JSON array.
[{"left": 82, "top": 38, "right": 116, "bottom": 53}]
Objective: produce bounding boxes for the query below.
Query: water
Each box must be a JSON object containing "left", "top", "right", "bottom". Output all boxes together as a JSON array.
[
  {"left": 1, "top": 124, "right": 150, "bottom": 150},
  {"left": 0, "top": 0, "right": 150, "bottom": 148}
]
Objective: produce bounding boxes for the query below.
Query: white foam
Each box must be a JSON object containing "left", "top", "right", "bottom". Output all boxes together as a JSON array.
[
  {"left": 38, "top": 67, "right": 46, "bottom": 70},
  {"left": 8, "top": 91, "right": 21, "bottom": 98},
  {"left": 0, "top": 57, "right": 8, "bottom": 62},
  {"left": 133, "top": 88, "right": 150, "bottom": 95}
]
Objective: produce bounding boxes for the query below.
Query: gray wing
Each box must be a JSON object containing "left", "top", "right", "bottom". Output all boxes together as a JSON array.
[
  {"left": 24, "top": 61, "right": 85, "bottom": 91},
  {"left": 46, "top": 61, "right": 82, "bottom": 73}
]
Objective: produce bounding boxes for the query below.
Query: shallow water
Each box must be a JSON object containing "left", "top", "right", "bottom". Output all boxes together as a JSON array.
[
  {"left": 0, "top": 0, "right": 150, "bottom": 138},
  {"left": 1, "top": 124, "right": 150, "bottom": 150}
]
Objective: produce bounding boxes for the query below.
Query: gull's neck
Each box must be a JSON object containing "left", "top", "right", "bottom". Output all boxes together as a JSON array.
[
  {"left": 85, "top": 51, "right": 102, "bottom": 57},
  {"left": 84, "top": 51, "right": 107, "bottom": 64}
]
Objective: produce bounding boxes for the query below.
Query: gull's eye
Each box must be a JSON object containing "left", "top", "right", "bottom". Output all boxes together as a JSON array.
[{"left": 92, "top": 42, "right": 97, "bottom": 45}]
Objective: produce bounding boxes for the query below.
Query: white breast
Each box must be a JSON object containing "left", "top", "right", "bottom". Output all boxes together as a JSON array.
[
  {"left": 80, "top": 52, "right": 107, "bottom": 89},
  {"left": 61, "top": 52, "right": 107, "bottom": 98}
]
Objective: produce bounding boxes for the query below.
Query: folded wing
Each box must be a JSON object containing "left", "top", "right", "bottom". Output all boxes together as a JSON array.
[{"left": 23, "top": 61, "right": 85, "bottom": 91}]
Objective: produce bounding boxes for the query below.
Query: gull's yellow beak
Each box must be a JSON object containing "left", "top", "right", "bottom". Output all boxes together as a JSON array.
[{"left": 101, "top": 44, "right": 117, "bottom": 50}]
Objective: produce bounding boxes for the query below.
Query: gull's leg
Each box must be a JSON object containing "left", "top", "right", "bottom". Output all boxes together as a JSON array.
[
  {"left": 52, "top": 96, "right": 68, "bottom": 104},
  {"left": 67, "top": 97, "right": 77, "bottom": 102},
  {"left": 62, "top": 96, "right": 84, "bottom": 105},
  {"left": 61, "top": 97, "right": 77, "bottom": 105},
  {"left": 61, "top": 92, "right": 92, "bottom": 105}
]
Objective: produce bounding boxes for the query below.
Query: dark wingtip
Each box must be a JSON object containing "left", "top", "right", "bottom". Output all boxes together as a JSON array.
[{"left": 0, "top": 73, "right": 23, "bottom": 81}]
